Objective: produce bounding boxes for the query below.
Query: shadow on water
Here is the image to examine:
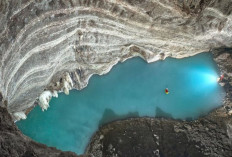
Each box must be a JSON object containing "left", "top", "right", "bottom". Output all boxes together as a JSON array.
[
  {"left": 155, "top": 107, "right": 173, "bottom": 119},
  {"left": 154, "top": 107, "right": 213, "bottom": 121},
  {"left": 99, "top": 107, "right": 178, "bottom": 127},
  {"left": 98, "top": 106, "right": 215, "bottom": 127},
  {"left": 98, "top": 108, "right": 139, "bottom": 127}
]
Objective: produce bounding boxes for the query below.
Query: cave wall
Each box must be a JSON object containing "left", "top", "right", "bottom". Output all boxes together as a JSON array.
[{"left": 1, "top": 0, "right": 232, "bottom": 118}]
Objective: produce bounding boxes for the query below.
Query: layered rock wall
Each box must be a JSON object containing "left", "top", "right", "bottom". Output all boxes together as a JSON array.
[
  {"left": 0, "top": 0, "right": 232, "bottom": 118},
  {"left": 0, "top": 1, "right": 232, "bottom": 156}
]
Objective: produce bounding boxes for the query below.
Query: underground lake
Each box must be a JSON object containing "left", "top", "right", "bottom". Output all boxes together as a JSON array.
[{"left": 16, "top": 52, "right": 226, "bottom": 155}]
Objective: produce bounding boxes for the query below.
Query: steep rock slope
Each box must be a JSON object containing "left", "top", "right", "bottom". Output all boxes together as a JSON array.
[{"left": 0, "top": 0, "right": 232, "bottom": 118}]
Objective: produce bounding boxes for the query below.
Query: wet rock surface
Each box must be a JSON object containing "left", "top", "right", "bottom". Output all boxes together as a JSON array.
[{"left": 86, "top": 49, "right": 232, "bottom": 157}]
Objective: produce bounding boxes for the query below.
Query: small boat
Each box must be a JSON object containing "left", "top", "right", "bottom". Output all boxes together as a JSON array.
[{"left": 165, "top": 88, "right": 169, "bottom": 94}]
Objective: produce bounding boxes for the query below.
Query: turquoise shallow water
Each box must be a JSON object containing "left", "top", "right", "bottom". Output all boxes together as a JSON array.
[{"left": 17, "top": 52, "right": 225, "bottom": 154}]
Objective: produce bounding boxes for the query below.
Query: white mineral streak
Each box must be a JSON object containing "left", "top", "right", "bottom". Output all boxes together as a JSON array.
[
  {"left": 63, "top": 81, "right": 71, "bottom": 95},
  {"left": 52, "top": 90, "right": 58, "bottom": 98},
  {"left": 38, "top": 91, "right": 52, "bottom": 111},
  {"left": 0, "top": 0, "right": 231, "bottom": 120},
  {"left": 227, "top": 124, "right": 232, "bottom": 139},
  {"left": 13, "top": 111, "right": 27, "bottom": 122},
  {"left": 228, "top": 110, "right": 232, "bottom": 116},
  {"left": 61, "top": 73, "right": 73, "bottom": 95},
  {"left": 65, "top": 73, "right": 74, "bottom": 88}
]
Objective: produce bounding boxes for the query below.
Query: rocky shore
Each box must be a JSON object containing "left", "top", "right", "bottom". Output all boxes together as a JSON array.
[
  {"left": 0, "top": 104, "right": 85, "bottom": 157},
  {"left": 86, "top": 116, "right": 232, "bottom": 157},
  {"left": 86, "top": 48, "right": 232, "bottom": 157}
]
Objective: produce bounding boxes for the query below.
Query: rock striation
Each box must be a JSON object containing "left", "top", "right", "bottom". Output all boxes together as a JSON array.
[
  {"left": 0, "top": 0, "right": 232, "bottom": 156},
  {"left": 0, "top": 0, "right": 232, "bottom": 119}
]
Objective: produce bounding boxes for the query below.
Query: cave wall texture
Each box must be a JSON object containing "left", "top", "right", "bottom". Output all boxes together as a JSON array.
[
  {"left": 0, "top": 0, "right": 232, "bottom": 157},
  {"left": 0, "top": 0, "right": 232, "bottom": 119}
]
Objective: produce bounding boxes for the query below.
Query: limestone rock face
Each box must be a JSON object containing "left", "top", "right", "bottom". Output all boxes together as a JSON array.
[{"left": 0, "top": 0, "right": 232, "bottom": 116}]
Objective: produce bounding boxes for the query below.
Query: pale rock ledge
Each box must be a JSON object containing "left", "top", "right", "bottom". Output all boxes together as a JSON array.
[
  {"left": 38, "top": 90, "right": 53, "bottom": 111},
  {"left": 12, "top": 111, "right": 27, "bottom": 122}
]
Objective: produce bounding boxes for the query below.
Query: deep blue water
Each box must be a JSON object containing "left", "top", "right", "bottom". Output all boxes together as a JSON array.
[{"left": 16, "top": 53, "right": 225, "bottom": 154}]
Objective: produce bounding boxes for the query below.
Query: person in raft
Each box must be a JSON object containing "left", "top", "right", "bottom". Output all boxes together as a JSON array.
[
  {"left": 217, "top": 74, "right": 224, "bottom": 82},
  {"left": 165, "top": 88, "right": 169, "bottom": 94}
]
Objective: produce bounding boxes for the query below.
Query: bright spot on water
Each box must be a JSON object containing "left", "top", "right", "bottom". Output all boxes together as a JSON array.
[
  {"left": 16, "top": 52, "right": 226, "bottom": 155},
  {"left": 205, "top": 74, "right": 218, "bottom": 84},
  {"left": 189, "top": 70, "right": 219, "bottom": 88}
]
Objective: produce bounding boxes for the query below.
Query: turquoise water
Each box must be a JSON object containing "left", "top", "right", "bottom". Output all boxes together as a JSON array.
[{"left": 16, "top": 53, "right": 225, "bottom": 155}]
